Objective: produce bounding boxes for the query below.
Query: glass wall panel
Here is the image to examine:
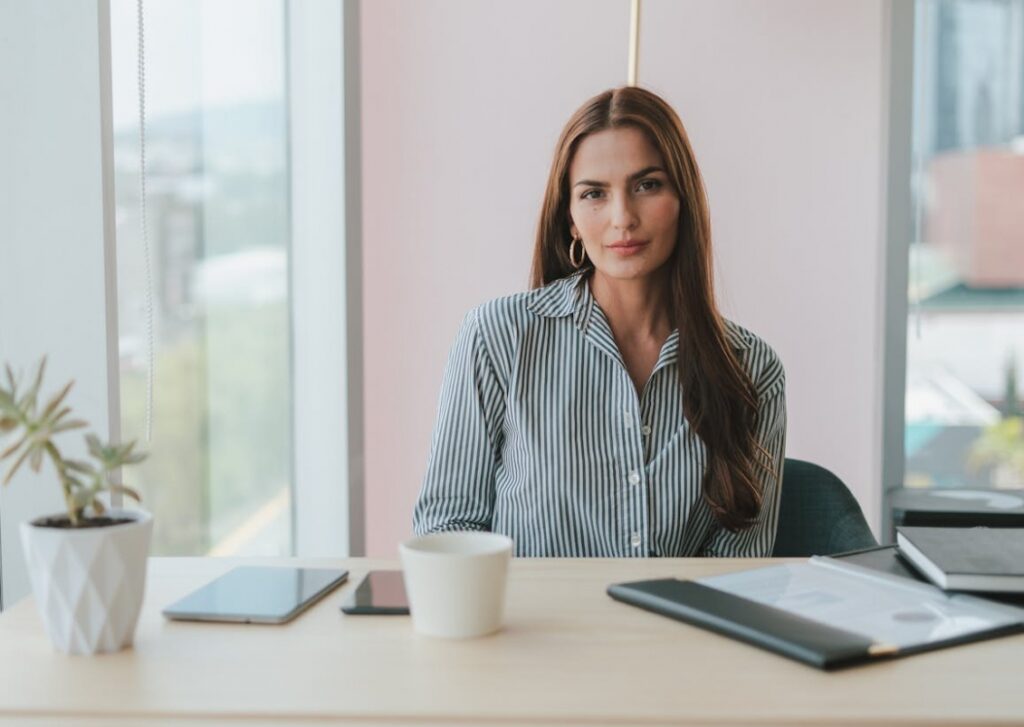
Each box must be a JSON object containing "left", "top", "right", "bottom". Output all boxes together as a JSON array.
[
  {"left": 110, "top": 0, "right": 293, "bottom": 554},
  {"left": 906, "top": 0, "right": 1024, "bottom": 489}
]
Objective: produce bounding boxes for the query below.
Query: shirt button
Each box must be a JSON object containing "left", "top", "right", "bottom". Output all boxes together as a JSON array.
[
  {"left": 627, "top": 470, "right": 641, "bottom": 486},
  {"left": 630, "top": 532, "right": 642, "bottom": 548},
  {"left": 641, "top": 424, "right": 652, "bottom": 436},
  {"left": 623, "top": 412, "right": 633, "bottom": 427}
]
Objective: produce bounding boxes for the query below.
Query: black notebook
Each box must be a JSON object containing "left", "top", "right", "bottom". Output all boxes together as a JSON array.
[
  {"left": 896, "top": 526, "right": 1024, "bottom": 592},
  {"left": 837, "top": 544, "right": 1024, "bottom": 607},
  {"left": 608, "top": 556, "right": 1024, "bottom": 671}
]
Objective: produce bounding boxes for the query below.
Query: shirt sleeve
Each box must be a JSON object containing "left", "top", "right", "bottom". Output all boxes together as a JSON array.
[
  {"left": 413, "top": 308, "right": 505, "bottom": 535},
  {"left": 700, "top": 364, "right": 787, "bottom": 557}
]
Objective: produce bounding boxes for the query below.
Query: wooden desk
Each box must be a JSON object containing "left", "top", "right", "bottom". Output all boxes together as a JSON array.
[{"left": 0, "top": 557, "right": 1021, "bottom": 726}]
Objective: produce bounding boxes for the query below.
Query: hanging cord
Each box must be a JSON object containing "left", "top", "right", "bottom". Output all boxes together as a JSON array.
[
  {"left": 911, "top": 149, "right": 923, "bottom": 341},
  {"left": 909, "top": 6, "right": 931, "bottom": 343},
  {"left": 137, "top": 0, "right": 154, "bottom": 441}
]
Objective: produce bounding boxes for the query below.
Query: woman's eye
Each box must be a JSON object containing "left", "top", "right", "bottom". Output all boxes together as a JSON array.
[{"left": 581, "top": 180, "right": 660, "bottom": 200}]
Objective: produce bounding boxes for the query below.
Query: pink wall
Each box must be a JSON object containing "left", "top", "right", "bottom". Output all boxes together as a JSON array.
[
  {"left": 361, "top": 0, "right": 887, "bottom": 556},
  {"left": 643, "top": 1, "right": 887, "bottom": 532}
]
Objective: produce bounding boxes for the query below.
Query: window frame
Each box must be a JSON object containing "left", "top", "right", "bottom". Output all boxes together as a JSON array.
[
  {"left": 286, "top": 0, "right": 365, "bottom": 556},
  {"left": 881, "top": 0, "right": 915, "bottom": 542}
]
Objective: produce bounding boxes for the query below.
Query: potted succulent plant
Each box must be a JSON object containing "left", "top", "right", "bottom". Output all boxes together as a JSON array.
[{"left": 0, "top": 358, "right": 151, "bottom": 655}]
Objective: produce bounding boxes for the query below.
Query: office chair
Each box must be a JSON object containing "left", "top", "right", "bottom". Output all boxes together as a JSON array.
[{"left": 771, "top": 458, "right": 877, "bottom": 557}]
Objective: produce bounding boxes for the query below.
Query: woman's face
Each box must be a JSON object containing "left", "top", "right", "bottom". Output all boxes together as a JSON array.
[{"left": 567, "top": 126, "right": 680, "bottom": 283}]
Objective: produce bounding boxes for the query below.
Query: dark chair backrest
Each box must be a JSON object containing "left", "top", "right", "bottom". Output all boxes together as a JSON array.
[{"left": 771, "top": 458, "right": 877, "bottom": 557}]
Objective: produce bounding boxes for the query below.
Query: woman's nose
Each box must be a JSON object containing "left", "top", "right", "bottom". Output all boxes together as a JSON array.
[{"left": 610, "top": 193, "right": 639, "bottom": 231}]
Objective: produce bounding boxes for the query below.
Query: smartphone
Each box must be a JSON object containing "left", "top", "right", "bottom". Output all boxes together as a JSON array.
[{"left": 340, "top": 570, "right": 410, "bottom": 615}]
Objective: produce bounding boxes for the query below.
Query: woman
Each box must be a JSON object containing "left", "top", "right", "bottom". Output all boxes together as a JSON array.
[{"left": 413, "top": 86, "right": 786, "bottom": 557}]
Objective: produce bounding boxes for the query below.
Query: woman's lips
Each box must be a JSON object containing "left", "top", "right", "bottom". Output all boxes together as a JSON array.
[{"left": 607, "top": 240, "right": 649, "bottom": 256}]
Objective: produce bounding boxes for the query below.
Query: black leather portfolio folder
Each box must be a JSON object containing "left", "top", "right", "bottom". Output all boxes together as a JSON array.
[
  {"left": 608, "top": 557, "right": 1024, "bottom": 671},
  {"left": 607, "top": 578, "right": 876, "bottom": 669}
]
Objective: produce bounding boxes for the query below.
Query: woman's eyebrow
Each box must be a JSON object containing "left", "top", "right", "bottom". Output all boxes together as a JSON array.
[{"left": 572, "top": 166, "right": 665, "bottom": 188}]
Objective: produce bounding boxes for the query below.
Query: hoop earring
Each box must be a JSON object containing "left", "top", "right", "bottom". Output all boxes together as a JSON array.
[{"left": 569, "top": 236, "right": 586, "bottom": 269}]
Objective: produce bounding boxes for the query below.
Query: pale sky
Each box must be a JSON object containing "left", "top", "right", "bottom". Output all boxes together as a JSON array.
[{"left": 110, "top": 0, "right": 285, "bottom": 131}]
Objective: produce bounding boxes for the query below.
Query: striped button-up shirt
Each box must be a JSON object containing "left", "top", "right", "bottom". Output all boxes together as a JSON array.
[{"left": 413, "top": 269, "right": 787, "bottom": 557}]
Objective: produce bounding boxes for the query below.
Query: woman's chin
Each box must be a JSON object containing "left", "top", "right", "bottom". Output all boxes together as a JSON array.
[{"left": 592, "top": 258, "right": 666, "bottom": 282}]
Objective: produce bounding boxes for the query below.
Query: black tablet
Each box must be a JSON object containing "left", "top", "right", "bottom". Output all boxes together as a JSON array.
[{"left": 162, "top": 566, "right": 348, "bottom": 624}]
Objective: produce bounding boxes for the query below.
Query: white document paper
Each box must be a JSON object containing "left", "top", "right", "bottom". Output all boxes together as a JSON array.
[{"left": 698, "top": 558, "right": 1024, "bottom": 648}]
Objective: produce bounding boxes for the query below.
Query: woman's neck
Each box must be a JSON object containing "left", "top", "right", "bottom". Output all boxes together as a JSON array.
[{"left": 588, "top": 268, "right": 673, "bottom": 344}]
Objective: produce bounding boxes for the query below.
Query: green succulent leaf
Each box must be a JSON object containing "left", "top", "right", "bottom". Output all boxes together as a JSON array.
[
  {"left": 43, "top": 405, "right": 71, "bottom": 429},
  {"left": 0, "top": 433, "right": 27, "bottom": 461},
  {"left": 105, "top": 443, "right": 144, "bottom": 468},
  {"left": 63, "top": 458, "right": 95, "bottom": 475},
  {"left": 4, "top": 365, "right": 17, "bottom": 396},
  {"left": 28, "top": 444, "right": 45, "bottom": 472},
  {"left": 107, "top": 483, "right": 142, "bottom": 502},
  {"left": 0, "top": 389, "right": 16, "bottom": 415},
  {"left": 72, "top": 487, "right": 96, "bottom": 510},
  {"left": 3, "top": 445, "right": 33, "bottom": 485},
  {"left": 52, "top": 419, "right": 88, "bottom": 434},
  {"left": 17, "top": 358, "right": 46, "bottom": 415},
  {"left": 39, "top": 380, "right": 73, "bottom": 422},
  {"left": 85, "top": 433, "right": 103, "bottom": 458}
]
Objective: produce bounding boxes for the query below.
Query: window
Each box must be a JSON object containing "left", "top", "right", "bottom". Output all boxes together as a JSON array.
[
  {"left": 110, "top": 0, "right": 293, "bottom": 555},
  {"left": 904, "top": 0, "right": 1024, "bottom": 490}
]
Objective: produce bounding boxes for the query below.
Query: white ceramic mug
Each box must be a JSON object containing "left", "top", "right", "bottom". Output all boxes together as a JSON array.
[{"left": 399, "top": 531, "right": 513, "bottom": 639}]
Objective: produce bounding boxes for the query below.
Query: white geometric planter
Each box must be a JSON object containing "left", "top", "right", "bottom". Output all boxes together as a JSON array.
[{"left": 20, "top": 509, "right": 153, "bottom": 655}]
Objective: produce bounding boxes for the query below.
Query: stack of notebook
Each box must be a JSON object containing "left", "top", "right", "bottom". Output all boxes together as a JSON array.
[
  {"left": 607, "top": 527, "right": 1024, "bottom": 671},
  {"left": 895, "top": 526, "right": 1024, "bottom": 593}
]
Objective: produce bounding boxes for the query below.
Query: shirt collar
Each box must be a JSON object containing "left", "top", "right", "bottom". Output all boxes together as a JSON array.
[
  {"left": 524, "top": 270, "right": 588, "bottom": 320},
  {"left": 524, "top": 270, "right": 750, "bottom": 352}
]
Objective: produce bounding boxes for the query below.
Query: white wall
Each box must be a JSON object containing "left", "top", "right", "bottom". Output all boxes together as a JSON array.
[
  {"left": 0, "top": 0, "right": 116, "bottom": 607},
  {"left": 361, "top": 0, "right": 890, "bottom": 555}
]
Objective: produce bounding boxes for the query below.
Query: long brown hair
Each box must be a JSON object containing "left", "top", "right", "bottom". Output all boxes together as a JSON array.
[{"left": 530, "top": 86, "right": 771, "bottom": 532}]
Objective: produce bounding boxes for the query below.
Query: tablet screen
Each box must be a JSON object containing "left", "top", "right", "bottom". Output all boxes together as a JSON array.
[{"left": 163, "top": 566, "right": 348, "bottom": 623}]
